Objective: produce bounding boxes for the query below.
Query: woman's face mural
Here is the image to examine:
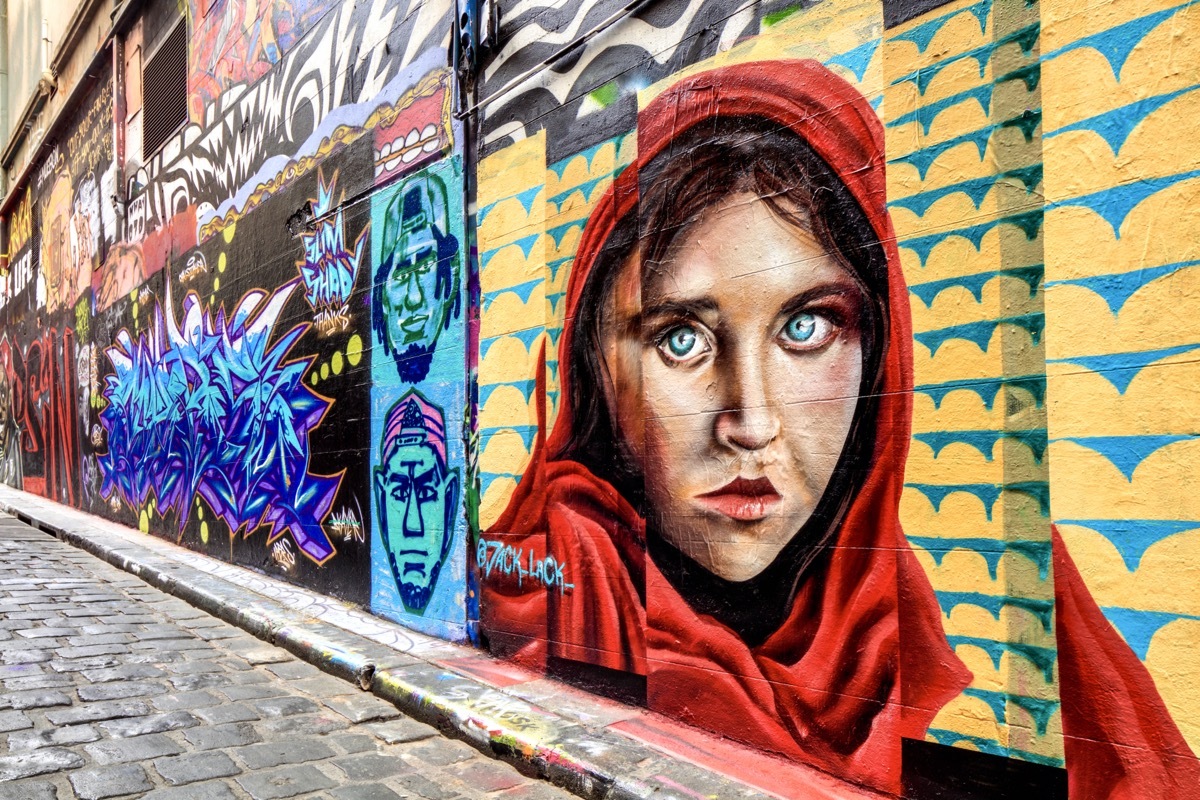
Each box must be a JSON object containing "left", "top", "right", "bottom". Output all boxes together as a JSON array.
[{"left": 600, "top": 194, "right": 865, "bottom": 581}]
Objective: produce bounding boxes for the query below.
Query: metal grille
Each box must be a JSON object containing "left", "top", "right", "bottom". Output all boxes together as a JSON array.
[{"left": 142, "top": 19, "right": 187, "bottom": 161}]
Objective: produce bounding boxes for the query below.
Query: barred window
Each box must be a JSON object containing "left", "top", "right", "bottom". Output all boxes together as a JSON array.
[{"left": 142, "top": 19, "right": 187, "bottom": 160}]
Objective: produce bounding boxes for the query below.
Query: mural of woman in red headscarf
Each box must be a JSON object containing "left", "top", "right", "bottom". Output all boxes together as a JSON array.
[{"left": 479, "top": 60, "right": 1200, "bottom": 798}]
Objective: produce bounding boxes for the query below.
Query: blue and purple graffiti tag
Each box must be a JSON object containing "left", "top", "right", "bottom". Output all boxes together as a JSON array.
[{"left": 98, "top": 280, "right": 342, "bottom": 563}]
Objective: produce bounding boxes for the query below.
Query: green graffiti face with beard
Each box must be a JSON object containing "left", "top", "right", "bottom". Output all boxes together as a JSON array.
[{"left": 372, "top": 175, "right": 460, "bottom": 384}]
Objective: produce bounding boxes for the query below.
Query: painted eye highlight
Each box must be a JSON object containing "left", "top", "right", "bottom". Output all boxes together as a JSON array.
[
  {"left": 779, "top": 311, "right": 836, "bottom": 351},
  {"left": 656, "top": 324, "right": 711, "bottom": 365}
]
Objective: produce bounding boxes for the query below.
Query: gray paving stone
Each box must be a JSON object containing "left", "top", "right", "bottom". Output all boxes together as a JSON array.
[
  {"left": 0, "top": 663, "right": 43, "bottom": 678},
  {"left": 2, "top": 689, "right": 72, "bottom": 710},
  {"left": 79, "top": 624, "right": 141, "bottom": 634},
  {"left": 408, "top": 737, "right": 477, "bottom": 767},
  {"left": 154, "top": 751, "right": 241, "bottom": 785},
  {"left": 389, "top": 774, "right": 460, "bottom": 800},
  {"left": 1, "top": 649, "right": 52, "bottom": 664},
  {"left": 69, "top": 763, "right": 154, "bottom": 800},
  {"left": 0, "top": 709, "right": 33, "bottom": 732},
  {"left": 65, "top": 633, "right": 131, "bottom": 646},
  {"left": 218, "top": 684, "right": 286, "bottom": 701},
  {"left": 0, "top": 747, "right": 86, "bottom": 781},
  {"left": 85, "top": 732, "right": 185, "bottom": 764},
  {"left": 219, "top": 669, "right": 269, "bottom": 685},
  {"left": 331, "top": 753, "right": 404, "bottom": 781},
  {"left": 264, "top": 661, "right": 322, "bottom": 681},
  {"left": 45, "top": 699, "right": 151, "bottom": 725},
  {"left": 322, "top": 694, "right": 401, "bottom": 723},
  {"left": 183, "top": 721, "right": 262, "bottom": 750},
  {"left": 195, "top": 627, "right": 241, "bottom": 641},
  {"left": 140, "top": 782, "right": 241, "bottom": 800},
  {"left": 289, "top": 674, "right": 360, "bottom": 697},
  {"left": 3, "top": 672, "right": 73, "bottom": 690},
  {"left": 152, "top": 689, "right": 222, "bottom": 711},
  {"left": 495, "top": 783, "right": 573, "bottom": 800},
  {"left": 54, "top": 644, "right": 128, "bottom": 659},
  {"left": 0, "top": 780, "right": 58, "bottom": 800},
  {"left": 194, "top": 702, "right": 259, "bottom": 724},
  {"left": 330, "top": 786, "right": 405, "bottom": 800},
  {"left": 236, "top": 765, "right": 336, "bottom": 799},
  {"left": 81, "top": 663, "right": 167, "bottom": 683},
  {"left": 170, "top": 673, "right": 231, "bottom": 691},
  {"left": 364, "top": 717, "right": 438, "bottom": 744},
  {"left": 453, "top": 760, "right": 528, "bottom": 792},
  {"left": 48, "top": 655, "right": 121, "bottom": 672},
  {"left": 77, "top": 680, "right": 165, "bottom": 701},
  {"left": 235, "top": 737, "right": 336, "bottom": 769},
  {"left": 100, "top": 710, "right": 199, "bottom": 738},
  {"left": 6, "top": 722, "right": 101, "bottom": 750},
  {"left": 254, "top": 696, "right": 318, "bottom": 718},
  {"left": 133, "top": 638, "right": 208, "bottom": 651},
  {"left": 16, "top": 627, "right": 77, "bottom": 639},
  {"left": 255, "top": 713, "right": 348, "bottom": 737},
  {"left": 137, "top": 625, "right": 191, "bottom": 640},
  {"left": 330, "top": 733, "right": 377, "bottom": 754},
  {"left": 220, "top": 642, "right": 290, "bottom": 665},
  {"left": 166, "top": 660, "right": 225, "bottom": 675}
]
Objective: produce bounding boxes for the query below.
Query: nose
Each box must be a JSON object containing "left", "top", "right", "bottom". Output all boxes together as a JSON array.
[
  {"left": 713, "top": 350, "right": 780, "bottom": 452},
  {"left": 404, "top": 271, "right": 425, "bottom": 310},
  {"left": 402, "top": 490, "right": 425, "bottom": 538}
]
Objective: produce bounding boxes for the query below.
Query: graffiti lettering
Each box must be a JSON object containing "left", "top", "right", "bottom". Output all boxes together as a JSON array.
[
  {"left": 2, "top": 251, "right": 33, "bottom": 310},
  {"left": 328, "top": 506, "right": 365, "bottom": 544},
  {"left": 9, "top": 188, "right": 32, "bottom": 254},
  {"left": 34, "top": 146, "right": 60, "bottom": 192},
  {"left": 0, "top": 329, "right": 80, "bottom": 504},
  {"left": 98, "top": 281, "right": 342, "bottom": 564},
  {"left": 297, "top": 171, "right": 364, "bottom": 336},
  {"left": 272, "top": 538, "right": 298, "bottom": 571},
  {"left": 476, "top": 538, "right": 573, "bottom": 595}
]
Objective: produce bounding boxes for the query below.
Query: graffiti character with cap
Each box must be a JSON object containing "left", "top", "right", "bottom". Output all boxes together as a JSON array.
[
  {"left": 375, "top": 390, "right": 460, "bottom": 611},
  {"left": 372, "top": 173, "right": 461, "bottom": 383}
]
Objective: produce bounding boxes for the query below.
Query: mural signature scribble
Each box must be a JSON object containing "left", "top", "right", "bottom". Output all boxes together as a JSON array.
[
  {"left": 477, "top": 538, "right": 573, "bottom": 595},
  {"left": 98, "top": 280, "right": 342, "bottom": 564}
]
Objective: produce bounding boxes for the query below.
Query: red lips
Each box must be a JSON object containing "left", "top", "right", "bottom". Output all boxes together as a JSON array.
[{"left": 696, "top": 476, "right": 782, "bottom": 521}]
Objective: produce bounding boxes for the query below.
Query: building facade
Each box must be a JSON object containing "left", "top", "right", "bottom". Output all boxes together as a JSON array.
[{"left": 0, "top": 0, "right": 1198, "bottom": 796}]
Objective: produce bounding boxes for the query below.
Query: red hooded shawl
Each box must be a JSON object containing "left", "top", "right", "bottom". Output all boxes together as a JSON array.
[{"left": 480, "top": 60, "right": 1200, "bottom": 798}]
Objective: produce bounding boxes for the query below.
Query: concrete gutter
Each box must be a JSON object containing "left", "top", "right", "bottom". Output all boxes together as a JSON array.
[{"left": 0, "top": 486, "right": 789, "bottom": 800}]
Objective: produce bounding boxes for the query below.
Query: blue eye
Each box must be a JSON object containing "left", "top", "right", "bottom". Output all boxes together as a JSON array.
[
  {"left": 779, "top": 312, "right": 836, "bottom": 350},
  {"left": 667, "top": 327, "right": 698, "bottom": 356},
  {"left": 784, "top": 313, "right": 816, "bottom": 343},
  {"left": 657, "top": 325, "right": 709, "bottom": 364}
]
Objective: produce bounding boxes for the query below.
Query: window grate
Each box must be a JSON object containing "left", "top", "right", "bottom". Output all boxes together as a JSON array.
[{"left": 142, "top": 19, "right": 187, "bottom": 161}]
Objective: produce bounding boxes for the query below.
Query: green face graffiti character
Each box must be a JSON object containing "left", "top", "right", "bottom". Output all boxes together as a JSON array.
[
  {"left": 372, "top": 175, "right": 461, "bottom": 383},
  {"left": 374, "top": 390, "right": 460, "bottom": 611}
]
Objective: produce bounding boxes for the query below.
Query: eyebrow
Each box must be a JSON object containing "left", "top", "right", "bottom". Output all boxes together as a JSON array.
[
  {"left": 384, "top": 463, "right": 440, "bottom": 485},
  {"left": 777, "top": 281, "right": 866, "bottom": 315},
  {"left": 638, "top": 298, "right": 720, "bottom": 321}
]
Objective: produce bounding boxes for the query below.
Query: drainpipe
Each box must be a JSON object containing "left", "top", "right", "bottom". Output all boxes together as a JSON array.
[{"left": 0, "top": 0, "right": 8, "bottom": 198}]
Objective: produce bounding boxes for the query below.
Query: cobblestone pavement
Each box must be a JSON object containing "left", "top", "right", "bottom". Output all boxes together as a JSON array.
[{"left": 0, "top": 516, "right": 571, "bottom": 800}]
